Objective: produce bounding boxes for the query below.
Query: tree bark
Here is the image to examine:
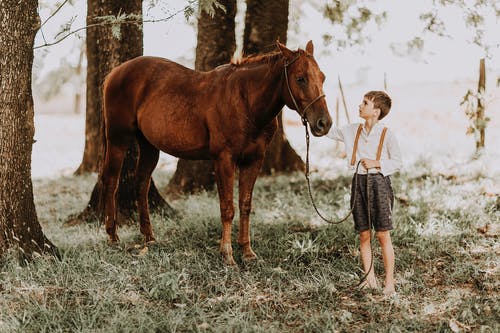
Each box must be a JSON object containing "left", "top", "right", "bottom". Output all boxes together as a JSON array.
[
  {"left": 166, "top": 0, "right": 237, "bottom": 195},
  {"left": 243, "top": 0, "right": 304, "bottom": 174},
  {"left": 68, "top": 0, "right": 175, "bottom": 225},
  {"left": 0, "top": 0, "right": 58, "bottom": 259}
]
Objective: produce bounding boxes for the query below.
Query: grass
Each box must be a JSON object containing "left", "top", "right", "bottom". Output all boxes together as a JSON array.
[{"left": 0, "top": 160, "right": 498, "bottom": 332}]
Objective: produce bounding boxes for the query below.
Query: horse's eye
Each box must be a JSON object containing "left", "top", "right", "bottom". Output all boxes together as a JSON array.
[{"left": 296, "top": 76, "right": 307, "bottom": 84}]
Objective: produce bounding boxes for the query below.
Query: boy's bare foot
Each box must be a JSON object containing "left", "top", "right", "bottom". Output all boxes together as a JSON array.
[
  {"left": 359, "top": 277, "right": 379, "bottom": 290},
  {"left": 383, "top": 284, "right": 395, "bottom": 296}
]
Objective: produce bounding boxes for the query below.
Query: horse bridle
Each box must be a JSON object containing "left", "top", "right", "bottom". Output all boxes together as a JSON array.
[{"left": 283, "top": 56, "right": 325, "bottom": 126}]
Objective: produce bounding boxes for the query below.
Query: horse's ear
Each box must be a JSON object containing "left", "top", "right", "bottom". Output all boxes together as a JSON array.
[
  {"left": 276, "top": 41, "right": 294, "bottom": 61},
  {"left": 306, "top": 40, "right": 314, "bottom": 55}
]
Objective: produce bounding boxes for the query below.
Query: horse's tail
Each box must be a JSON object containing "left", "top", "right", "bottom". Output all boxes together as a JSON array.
[{"left": 96, "top": 73, "right": 112, "bottom": 223}]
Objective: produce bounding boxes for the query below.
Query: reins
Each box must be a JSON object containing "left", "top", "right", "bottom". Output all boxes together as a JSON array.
[
  {"left": 303, "top": 120, "right": 375, "bottom": 289},
  {"left": 283, "top": 56, "right": 374, "bottom": 288},
  {"left": 284, "top": 55, "right": 353, "bottom": 225}
]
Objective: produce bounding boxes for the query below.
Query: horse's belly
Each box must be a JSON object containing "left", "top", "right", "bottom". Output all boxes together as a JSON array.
[
  {"left": 167, "top": 147, "right": 212, "bottom": 160},
  {"left": 139, "top": 119, "right": 211, "bottom": 160}
]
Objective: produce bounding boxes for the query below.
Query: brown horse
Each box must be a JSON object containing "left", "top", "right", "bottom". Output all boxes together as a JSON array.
[{"left": 101, "top": 40, "right": 332, "bottom": 264}]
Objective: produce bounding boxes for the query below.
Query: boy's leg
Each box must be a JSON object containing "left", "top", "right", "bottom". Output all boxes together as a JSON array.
[
  {"left": 376, "top": 230, "right": 395, "bottom": 295},
  {"left": 359, "top": 230, "right": 378, "bottom": 288}
]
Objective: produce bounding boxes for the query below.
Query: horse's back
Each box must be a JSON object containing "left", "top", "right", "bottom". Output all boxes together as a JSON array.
[
  {"left": 103, "top": 56, "right": 217, "bottom": 158},
  {"left": 104, "top": 56, "right": 200, "bottom": 102}
]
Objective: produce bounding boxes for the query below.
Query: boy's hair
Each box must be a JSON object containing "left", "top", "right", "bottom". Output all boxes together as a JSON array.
[{"left": 364, "top": 91, "right": 392, "bottom": 120}]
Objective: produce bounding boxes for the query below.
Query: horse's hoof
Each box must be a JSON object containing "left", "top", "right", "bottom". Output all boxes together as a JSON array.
[
  {"left": 223, "top": 255, "right": 237, "bottom": 266},
  {"left": 242, "top": 250, "right": 258, "bottom": 262},
  {"left": 107, "top": 238, "right": 120, "bottom": 248},
  {"left": 107, "top": 234, "right": 120, "bottom": 243},
  {"left": 145, "top": 236, "right": 156, "bottom": 245}
]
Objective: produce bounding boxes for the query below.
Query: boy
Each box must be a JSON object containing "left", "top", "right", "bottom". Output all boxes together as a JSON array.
[{"left": 327, "top": 91, "right": 402, "bottom": 295}]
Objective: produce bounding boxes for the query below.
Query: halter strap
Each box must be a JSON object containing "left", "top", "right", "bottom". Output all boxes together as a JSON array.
[
  {"left": 283, "top": 56, "right": 325, "bottom": 124},
  {"left": 350, "top": 125, "right": 388, "bottom": 166}
]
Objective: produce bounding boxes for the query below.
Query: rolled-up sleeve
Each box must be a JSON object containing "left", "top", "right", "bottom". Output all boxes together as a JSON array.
[{"left": 379, "top": 130, "right": 402, "bottom": 176}]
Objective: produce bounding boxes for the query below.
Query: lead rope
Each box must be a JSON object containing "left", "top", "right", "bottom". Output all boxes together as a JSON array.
[
  {"left": 283, "top": 55, "right": 374, "bottom": 288},
  {"left": 302, "top": 121, "right": 374, "bottom": 289},
  {"left": 357, "top": 170, "right": 375, "bottom": 289},
  {"left": 303, "top": 121, "right": 358, "bottom": 225}
]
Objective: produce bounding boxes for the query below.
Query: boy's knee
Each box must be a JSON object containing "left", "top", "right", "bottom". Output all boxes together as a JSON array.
[
  {"left": 359, "top": 230, "right": 371, "bottom": 243},
  {"left": 376, "top": 230, "right": 391, "bottom": 244}
]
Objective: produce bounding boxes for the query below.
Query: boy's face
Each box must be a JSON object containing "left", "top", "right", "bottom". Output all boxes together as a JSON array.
[{"left": 358, "top": 97, "right": 380, "bottom": 120}]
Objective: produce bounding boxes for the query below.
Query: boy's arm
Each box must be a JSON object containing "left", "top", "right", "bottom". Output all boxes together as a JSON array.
[
  {"left": 379, "top": 130, "right": 402, "bottom": 176},
  {"left": 325, "top": 125, "right": 345, "bottom": 142}
]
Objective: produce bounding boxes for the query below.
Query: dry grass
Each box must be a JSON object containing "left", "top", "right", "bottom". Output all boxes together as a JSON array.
[{"left": 0, "top": 158, "right": 498, "bottom": 332}]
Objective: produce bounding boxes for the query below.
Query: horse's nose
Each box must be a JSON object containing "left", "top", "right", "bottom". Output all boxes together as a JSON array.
[{"left": 316, "top": 116, "right": 332, "bottom": 133}]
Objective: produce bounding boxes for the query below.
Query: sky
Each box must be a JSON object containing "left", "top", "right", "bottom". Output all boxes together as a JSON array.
[{"left": 34, "top": 0, "right": 500, "bottom": 90}]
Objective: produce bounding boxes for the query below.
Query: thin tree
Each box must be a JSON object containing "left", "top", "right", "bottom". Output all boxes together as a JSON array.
[
  {"left": 75, "top": 0, "right": 141, "bottom": 175},
  {"left": 417, "top": 1, "right": 499, "bottom": 155},
  {"left": 68, "top": 0, "right": 174, "bottom": 225},
  {"left": 476, "top": 58, "right": 486, "bottom": 151},
  {"left": 461, "top": 58, "right": 488, "bottom": 155},
  {"left": 0, "top": 0, "right": 58, "bottom": 259},
  {"left": 166, "top": 0, "right": 237, "bottom": 195}
]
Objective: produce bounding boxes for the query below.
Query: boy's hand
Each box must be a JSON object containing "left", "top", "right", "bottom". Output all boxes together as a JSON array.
[{"left": 360, "top": 158, "right": 380, "bottom": 170}]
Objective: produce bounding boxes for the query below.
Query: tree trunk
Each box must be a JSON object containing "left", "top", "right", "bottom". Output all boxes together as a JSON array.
[
  {"left": 476, "top": 58, "right": 486, "bottom": 151},
  {"left": 68, "top": 0, "right": 175, "bottom": 225},
  {"left": 243, "top": 0, "right": 304, "bottom": 174},
  {"left": 76, "top": 0, "right": 142, "bottom": 175},
  {"left": 0, "top": 0, "right": 58, "bottom": 259},
  {"left": 166, "top": 0, "right": 237, "bottom": 195}
]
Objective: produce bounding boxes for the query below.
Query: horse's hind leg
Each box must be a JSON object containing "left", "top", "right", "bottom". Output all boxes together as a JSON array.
[
  {"left": 102, "top": 136, "right": 131, "bottom": 243},
  {"left": 136, "top": 132, "right": 160, "bottom": 243}
]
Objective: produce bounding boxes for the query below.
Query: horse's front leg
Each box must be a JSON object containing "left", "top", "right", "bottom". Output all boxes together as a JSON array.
[
  {"left": 238, "top": 155, "right": 264, "bottom": 261},
  {"left": 214, "top": 152, "right": 236, "bottom": 265}
]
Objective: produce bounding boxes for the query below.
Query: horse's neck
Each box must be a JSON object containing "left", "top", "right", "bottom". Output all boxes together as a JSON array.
[{"left": 238, "top": 60, "right": 285, "bottom": 126}]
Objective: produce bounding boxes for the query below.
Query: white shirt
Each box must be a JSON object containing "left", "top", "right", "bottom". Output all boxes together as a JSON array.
[{"left": 327, "top": 122, "right": 402, "bottom": 176}]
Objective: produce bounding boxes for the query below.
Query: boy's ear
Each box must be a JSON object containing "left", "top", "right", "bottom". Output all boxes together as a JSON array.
[
  {"left": 305, "top": 40, "right": 314, "bottom": 55},
  {"left": 276, "top": 40, "right": 294, "bottom": 61}
]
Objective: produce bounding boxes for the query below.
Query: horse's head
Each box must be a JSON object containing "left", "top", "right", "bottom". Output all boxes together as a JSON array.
[{"left": 277, "top": 41, "right": 332, "bottom": 137}]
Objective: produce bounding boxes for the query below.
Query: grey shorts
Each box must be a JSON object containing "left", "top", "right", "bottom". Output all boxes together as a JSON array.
[{"left": 350, "top": 173, "right": 394, "bottom": 232}]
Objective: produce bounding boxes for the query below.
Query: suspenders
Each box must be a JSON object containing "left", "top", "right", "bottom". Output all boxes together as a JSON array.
[
  {"left": 350, "top": 125, "right": 364, "bottom": 166},
  {"left": 350, "top": 124, "right": 388, "bottom": 166}
]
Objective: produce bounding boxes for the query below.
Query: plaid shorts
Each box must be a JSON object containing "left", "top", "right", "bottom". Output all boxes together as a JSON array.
[{"left": 350, "top": 173, "right": 394, "bottom": 232}]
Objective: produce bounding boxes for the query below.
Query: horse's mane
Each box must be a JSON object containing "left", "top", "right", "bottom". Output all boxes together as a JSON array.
[
  {"left": 231, "top": 48, "right": 310, "bottom": 67},
  {"left": 231, "top": 51, "right": 283, "bottom": 67}
]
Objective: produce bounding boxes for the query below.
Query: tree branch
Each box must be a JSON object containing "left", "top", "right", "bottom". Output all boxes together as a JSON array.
[
  {"left": 34, "top": 0, "right": 198, "bottom": 50},
  {"left": 40, "top": 0, "right": 71, "bottom": 29}
]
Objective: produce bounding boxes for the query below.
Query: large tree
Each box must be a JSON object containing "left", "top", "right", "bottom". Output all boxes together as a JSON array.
[
  {"left": 68, "top": 0, "right": 174, "bottom": 225},
  {"left": 243, "top": 0, "right": 304, "bottom": 174},
  {"left": 76, "top": 0, "right": 143, "bottom": 175},
  {"left": 166, "top": 0, "right": 237, "bottom": 195},
  {"left": 167, "top": 0, "right": 302, "bottom": 196},
  {"left": 0, "top": 0, "right": 57, "bottom": 259}
]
